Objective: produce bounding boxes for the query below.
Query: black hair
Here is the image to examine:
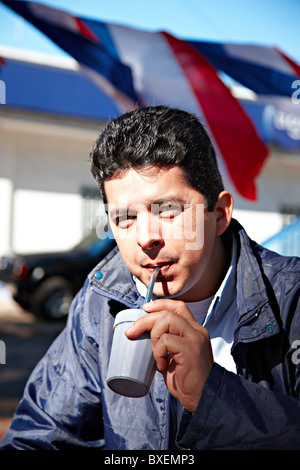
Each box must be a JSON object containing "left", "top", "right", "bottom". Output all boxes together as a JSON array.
[{"left": 90, "top": 105, "right": 224, "bottom": 210}]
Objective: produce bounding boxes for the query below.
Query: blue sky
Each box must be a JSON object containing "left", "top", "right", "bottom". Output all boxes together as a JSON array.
[{"left": 0, "top": 0, "right": 299, "bottom": 64}]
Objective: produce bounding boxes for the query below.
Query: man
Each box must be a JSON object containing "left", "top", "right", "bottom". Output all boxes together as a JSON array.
[{"left": 1, "top": 106, "right": 300, "bottom": 450}]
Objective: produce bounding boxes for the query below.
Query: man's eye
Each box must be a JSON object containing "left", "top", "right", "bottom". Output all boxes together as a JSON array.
[
  {"left": 159, "top": 204, "right": 182, "bottom": 218},
  {"left": 115, "top": 214, "right": 136, "bottom": 228}
]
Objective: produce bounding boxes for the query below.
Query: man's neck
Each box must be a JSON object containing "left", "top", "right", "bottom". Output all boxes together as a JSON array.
[{"left": 190, "top": 231, "right": 232, "bottom": 302}]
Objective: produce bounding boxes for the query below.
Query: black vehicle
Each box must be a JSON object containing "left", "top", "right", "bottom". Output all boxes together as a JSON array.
[{"left": 0, "top": 229, "right": 116, "bottom": 320}]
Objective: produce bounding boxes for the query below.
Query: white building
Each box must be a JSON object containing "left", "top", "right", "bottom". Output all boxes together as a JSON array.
[
  {"left": 0, "top": 46, "right": 299, "bottom": 256},
  {"left": 0, "top": 47, "right": 118, "bottom": 255}
]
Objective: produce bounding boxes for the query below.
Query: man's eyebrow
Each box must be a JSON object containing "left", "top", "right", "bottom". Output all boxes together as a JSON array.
[
  {"left": 108, "top": 196, "right": 187, "bottom": 218},
  {"left": 151, "top": 196, "right": 186, "bottom": 206},
  {"left": 108, "top": 207, "right": 128, "bottom": 219}
]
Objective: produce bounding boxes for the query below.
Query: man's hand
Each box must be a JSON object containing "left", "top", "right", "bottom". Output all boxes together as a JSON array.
[{"left": 125, "top": 299, "right": 213, "bottom": 413}]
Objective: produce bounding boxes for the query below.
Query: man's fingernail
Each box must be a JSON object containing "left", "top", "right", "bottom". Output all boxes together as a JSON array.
[
  {"left": 125, "top": 325, "right": 134, "bottom": 334},
  {"left": 143, "top": 302, "right": 152, "bottom": 310}
]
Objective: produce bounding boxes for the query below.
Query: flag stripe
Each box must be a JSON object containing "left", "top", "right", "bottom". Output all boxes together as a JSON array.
[
  {"left": 85, "top": 20, "right": 120, "bottom": 60},
  {"left": 108, "top": 23, "right": 204, "bottom": 113},
  {"left": 74, "top": 17, "right": 99, "bottom": 43},
  {"left": 275, "top": 47, "right": 300, "bottom": 77}
]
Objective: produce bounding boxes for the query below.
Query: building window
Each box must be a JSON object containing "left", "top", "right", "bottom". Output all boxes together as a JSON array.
[
  {"left": 280, "top": 204, "right": 300, "bottom": 227},
  {"left": 274, "top": 204, "right": 300, "bottom": 256},
  {"left": 81, "top": 186, "right": 103, "bottom": 238}
]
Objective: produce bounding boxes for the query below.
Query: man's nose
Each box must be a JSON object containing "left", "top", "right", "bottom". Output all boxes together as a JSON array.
[{"left": 136, "top": 214, "right": 163, "bottom": 251}]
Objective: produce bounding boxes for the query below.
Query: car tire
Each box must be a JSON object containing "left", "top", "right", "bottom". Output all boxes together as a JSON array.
[{"left": 30, "top": 276, "right": 75, "bottom": 320}]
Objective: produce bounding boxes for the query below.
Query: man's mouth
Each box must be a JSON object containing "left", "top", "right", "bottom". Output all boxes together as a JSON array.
[{"left": 143, "top": 262, "right": 174, "bottom": 277}]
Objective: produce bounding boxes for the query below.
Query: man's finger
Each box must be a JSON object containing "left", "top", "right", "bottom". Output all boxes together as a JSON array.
[{"left": 124, "top": 312, "right": 158, "bottom": 338}]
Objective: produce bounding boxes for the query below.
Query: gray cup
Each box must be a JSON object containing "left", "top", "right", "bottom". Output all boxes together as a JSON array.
[{"left": 106, "top": 309, "right": 156, "bottom": 397}]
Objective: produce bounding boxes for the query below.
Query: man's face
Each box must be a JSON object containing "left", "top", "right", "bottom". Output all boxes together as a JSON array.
[{"left": 104, "top": 165, "right": 226, "bottom": 302}]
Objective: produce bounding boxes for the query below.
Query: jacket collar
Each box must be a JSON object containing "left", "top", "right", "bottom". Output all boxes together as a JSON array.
[
  {"left": 89, "top": 246, "right": 144, "bottom": 309},
  {"left": 230, "top": 219, "right": 280, "bottom": 345}
]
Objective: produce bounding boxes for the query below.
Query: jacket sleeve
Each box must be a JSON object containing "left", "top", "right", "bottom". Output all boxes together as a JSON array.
[
  {"left": 0, "top": 281, "right": 105, "bottom": 450},
  {"left": 176, "top": 362, "right": 300, "bottom": 450}
]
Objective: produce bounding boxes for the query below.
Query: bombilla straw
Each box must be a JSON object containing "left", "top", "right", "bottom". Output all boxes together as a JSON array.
[{"left": 144, "top": 267, "right": 160, "bottom": 304}]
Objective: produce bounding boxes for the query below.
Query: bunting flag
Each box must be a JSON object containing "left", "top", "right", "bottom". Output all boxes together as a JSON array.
[
  {"left": 190, "top": 42, "right": 300, "bottom": 97},
  {"left": 1, "top": 0, "right": 139, "bottom": 111},
  {"left": 1, "top": 0, "right": 283, "bottom": 200}
]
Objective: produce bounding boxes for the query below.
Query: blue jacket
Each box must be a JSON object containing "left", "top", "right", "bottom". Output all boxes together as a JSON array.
[{"left": 1, "top": 220, "right": 300, "bottom": 450}]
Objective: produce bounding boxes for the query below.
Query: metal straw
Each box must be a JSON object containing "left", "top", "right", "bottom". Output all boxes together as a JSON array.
[{"left": 144, "top": 267, "right": 160, "bottom": 304}]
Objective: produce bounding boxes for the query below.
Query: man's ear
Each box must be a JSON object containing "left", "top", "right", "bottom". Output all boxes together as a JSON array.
[{"left": 214, "top": 191, "right": 234, "bottom": 237}]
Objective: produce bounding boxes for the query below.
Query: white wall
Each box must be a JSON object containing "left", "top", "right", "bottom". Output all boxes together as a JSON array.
[
  {"left": 0, "top": 177, "right": 13, "bottom": 255},
  {"left": 230, "top": 148, "right": 300, "bottom": 243},
  {"left": 12, "top": 189, "right": 82, "bottom": 253},
  {"left": 0, "top": 108, "right": 103, "bottom": 254}
]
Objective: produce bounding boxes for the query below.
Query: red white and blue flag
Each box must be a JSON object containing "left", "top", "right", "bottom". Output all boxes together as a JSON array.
[
  {"left": 4, "top": 0, "right": 299, "bottom": 200},
  {"left": 190, "top": 41, "right": 300, "bottom": 97}
]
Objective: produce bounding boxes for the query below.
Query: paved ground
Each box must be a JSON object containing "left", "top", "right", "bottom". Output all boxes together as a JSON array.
[{"left": 0, "top": 296, "right": 65, "bottom": 441}]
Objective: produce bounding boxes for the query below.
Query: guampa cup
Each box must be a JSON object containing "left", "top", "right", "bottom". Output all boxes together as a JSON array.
[{"left": 106, "top": 308, "right": 156, "bottom": 398}]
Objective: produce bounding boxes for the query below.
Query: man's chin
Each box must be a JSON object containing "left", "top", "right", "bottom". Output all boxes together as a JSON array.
[{"left": 153, "top": 280, "right": 181, "bottom": 299}]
